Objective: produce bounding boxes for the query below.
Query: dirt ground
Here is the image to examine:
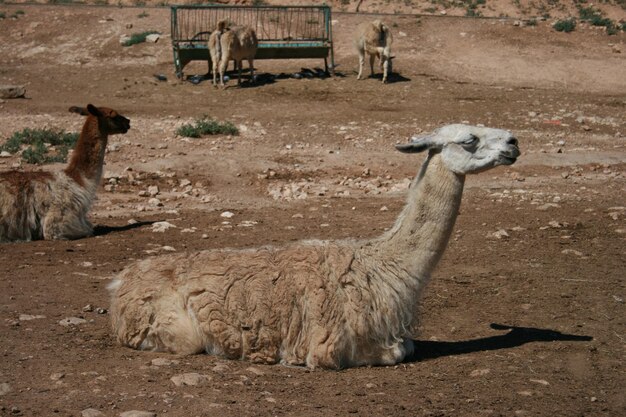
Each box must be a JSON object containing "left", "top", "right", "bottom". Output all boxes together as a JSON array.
[{"left": 1, "top": 3, "right": 625, "bottom": 417}]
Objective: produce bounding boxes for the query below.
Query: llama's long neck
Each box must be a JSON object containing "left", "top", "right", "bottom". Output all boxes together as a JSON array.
[
  {"left": 64, "top": 116, "right": 107, "bottom": 192},
  {"left": 366, "top": 151, "right": 465, "bottom": 280}
]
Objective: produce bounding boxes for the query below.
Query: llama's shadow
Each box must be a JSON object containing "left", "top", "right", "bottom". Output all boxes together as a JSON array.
[
  {"left": 407, "top": 323, "right": 593, "bottom": 362},
  {"left": 93, "top": 221, "right": 156, "bottom": 237},
  {"left": 368, "top": 72, "right": 411, "bottom": 83}
]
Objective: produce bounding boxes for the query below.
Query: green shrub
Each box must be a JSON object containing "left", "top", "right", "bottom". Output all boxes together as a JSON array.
[
  {"left": 176, "top": 117, "right": 238, "bottom": 138},
  {"left": 137, "top": 10, "right": 149, "bottom": 18},
  {"left": 553, "top": 18, "right": 576, "bottom": 32},
  {"left": 526, "top": 18, "right": 538, "bottom": 26},
  {"left": 1, "top": 128, "right": 79, "bottom": 164},
  {"left": 123, "top": 30, "right": 160, "bottom": 47}
]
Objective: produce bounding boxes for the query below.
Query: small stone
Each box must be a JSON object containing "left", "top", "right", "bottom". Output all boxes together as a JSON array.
[
  {"left": 220, "top": 211, "right": 235, "bottom": 218},
  {"left": 0, "top": 151, "right": 11, "bottom": 158},
  {"left": 82, "top": 304, "right": 94, "bottom": 312},
  {"left": 179, "top": 179, "right": 191, "bottom": 187},
  {"left": 119, "top": 412, "right": 157, "bottom": 417},
  {"left": 170, "top": 372, "right": 211, "bottom": 387},
  {"left": 0, "top": 382, "right": 11, "bottom": 396},
  {"left": 590, "top": 397, "right": 597, "bottom": 402},
  {"left": 81, "top": 409, "right": 105, "bottom": 417},
  {"left": 18, "top": 314, "right": 45, "bottom": 321},
  {"left": 211, "top": 363, "right": 230, "bottom": 373},
  {"left": 119, "top": 35, "right": 131, "bottom": 45},
  {"left": 59, "top": 317, "right": 87, "bottom": 326},
  {"left": 50, "top": 372, "right": 65, "bottom": 381},
  {"left": 96, "top": 308, "right": 107, "bottom": 315},
  {"left": 246, "top": 366, "right": 265, "bottom": 376},
  {"left": 488, "top": 229, "right": 509, "bottom": 239},
  {"left": 0, "top": 85, "right": 26, "bottom": 99},
  {"left": 470, "top": 368, "right": 491, "bottom": 377},
  {"left": 145, "top": 33, "right": 160, "bottom": 43},
  {"left": 201, "top": 234, "right": 209, "bottom": 239},
  {"left": 151, "top": 221, "right": 176, "bottom": 233},
  {"left": 148, "top": 185, "right": 159, "bottom": 196},
  {"left": 151, "top": 358, "right": 179, "bottom": 367},
  {"left": 561, "top": 249, "right": 584, "bottom": 257},
  {"left": 530, "top": 379, "right": 549, "bottom": 386},
  {"left": 380, "top": 206, "right": 388, "bottom": 211},
  {"left": 161, "top": 246, "right": 176, "bottom": 252},
  {"left": 148, "top": 198, "right": 162, "bottom": 207}
]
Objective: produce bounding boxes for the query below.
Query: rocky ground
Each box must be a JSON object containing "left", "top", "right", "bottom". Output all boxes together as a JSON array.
[{"left": 0, "top": 3, "right": 625, "bottom": 417}]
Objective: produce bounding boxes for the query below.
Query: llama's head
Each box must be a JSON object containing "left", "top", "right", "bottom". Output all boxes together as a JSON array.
[
  {"left": 69, "top": 104, "right": 130, "bottom": 135},
  {"left": 396, "top": 124, "right": 520, "bottom": 174}
]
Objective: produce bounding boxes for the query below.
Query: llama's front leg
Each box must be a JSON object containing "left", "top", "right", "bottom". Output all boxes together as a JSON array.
[
  {"left": 43, "top": 210, "right": 93, "bottom": 240},
  {"left": 248, "top": 58, "right": 255, "bottom": 84},
  {"left": 382, "top": 58, "right": 389, "bottom": 84}
]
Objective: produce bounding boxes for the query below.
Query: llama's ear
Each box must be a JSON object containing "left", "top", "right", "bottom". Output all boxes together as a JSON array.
[
  {"left": 69, "top": 106, "right": 89, "bottom": 116},
  {"left": 395, "top": 135, "right": 435, "bottom": 153},
  {"left": 86, "top": 104, "right": 102, "bottom": 117}
]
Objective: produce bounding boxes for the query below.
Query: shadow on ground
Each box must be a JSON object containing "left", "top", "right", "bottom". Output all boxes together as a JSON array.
[
  {"left": 93, "top": 221, "right": 157, "bottom": 237},
  {"left": 408, "top": 323, "right": 593, "bottom": 362}
]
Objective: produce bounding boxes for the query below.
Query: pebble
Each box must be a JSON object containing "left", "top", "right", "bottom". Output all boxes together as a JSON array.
[
  {"left": 119, "top": 412, "right": 157, "bottom": 417},
  {"left": 148, "top": 185, "right": 159, "bottom": 196},
  {"left": 488, "top": 229, "right": 509, "bottom": 239},
  {"left": 170, "top": 373, "right": 211, "bottom": 387},
  {"left": 221, "top": 211, "right": 235, "bottom": 218},
  {"left": 0, "top": 85, "right": 26, "bottom": 99},
  {"left": 50, "top": 372, "right": 65, "bottom": 381},
  {"left": 470, "top": 368, "right": 491, "bottom": 377},
  {"left": 0, "top": 151, "right": 11, "bottom": 158},
  {"left": 0, "top": 382, "right": 10, "bottom": 396},
  {"left": 530, "top": 379, "right": 549, "bottom": 386},
  {"left": 81, "top": 409, "right": 105, "bottom": 417},
  {"left": 151, "top": 358, "right": 179, "bottom": 367},
  {"left": 18, "top": 314, "right": 45, "bottom": 321},
  {"left": 59, "top": 317, "right": 87, "bottom": 326},
  {"left": 151, "top": 221, "right": 176, "bottom": 233},
  {"left": 562, "top": 249, "right": 584, "bottom": 257},
  {"left": 246, "top": 366, "right": 265, "bottom": 376}
]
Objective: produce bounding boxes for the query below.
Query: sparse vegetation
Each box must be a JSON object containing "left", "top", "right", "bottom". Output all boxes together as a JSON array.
[
  {"left": 252, "top": 0, "right": 267, "bottom": 5},
  {"left": 1, "top": 128, "right": 79, "bottom": 165},
  {"left": 176, "top": 117, "right": 239, "bottom": 138},
  {"left": 526, "top": 18, "right": 538, "bottom": 26},
  {"left": 553, "top": 18, "right": 577, "bottom": 32},
  {"left": 577, "top": 5, "right": 621, "bottom": 34},
  {"left": 123, "top": 30, "right": 160, "bottom": 47},
  {"left": 137, "top": 11, "right": 149, "bottom": 18},
  {"left": 0, "top": 12, "right": 5, "bottom": 19}
]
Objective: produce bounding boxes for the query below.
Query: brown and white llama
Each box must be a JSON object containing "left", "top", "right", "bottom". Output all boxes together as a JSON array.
[{"left": 0, "top": 104, "right": 130, "bottom": 242}]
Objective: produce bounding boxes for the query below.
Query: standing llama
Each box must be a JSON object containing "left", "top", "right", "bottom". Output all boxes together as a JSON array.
[
  {"left": 355, "top": 20, "right": 394, "bottom": 83},
  {"left": 0, "top": 104, "right": 130, "bottom": 242},
  {"left": 209, "top": 23, "right": 258, "bottom": 87},
  {"left": 109, "top": 124, "right": 520, "bottom": 369}
]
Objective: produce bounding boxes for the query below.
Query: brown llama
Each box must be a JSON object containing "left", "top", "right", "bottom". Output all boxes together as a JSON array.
[{"left": 0, "top": 104, "right": 130, "bottom": 242}]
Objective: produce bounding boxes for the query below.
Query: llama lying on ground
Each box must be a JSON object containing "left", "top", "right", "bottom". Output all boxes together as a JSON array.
[
  {"left": 208, "top": 22, "right": 258, "bottom": 87},
  {"left": 109, "top": 124, "right": 520, "bottom": 369},
  {"left": 355, "top": 20, "right": 394, "bottom": 83},
  {"left": 0, "top": 104, "right": 130, "bottom": 242}
]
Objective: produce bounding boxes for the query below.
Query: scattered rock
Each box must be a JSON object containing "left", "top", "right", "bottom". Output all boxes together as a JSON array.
[
  {"left": 83, "top": 304, "right": 94, "bottom": 312},
  {"left": 211, "top": 363, "right": 230, "bottom": 373},
  {"left": 50, "top": 372, "right": 65, "bottom": 381},
  {"left": 470, "top": 368, "right": 491, "bottom": 377},
  {"left": 537, "top": 203, "right": 559, "bottom": 211},
  {"left": 151, "top": 221, "right": 176, "bottom": 233},
  {"left": 59, "top": 317, "right": 87, "bottom": 326},
  {"left": 0, "top": 85, "right": 26, "bottom": 99},
  {"left": 145, "top": 33, "right": 160, "bottom": 43},
  {"left": 119, "top": 411, "right": 157, "bottom": 417},
  {"left": 0, "top": 151, "right": 11, "bottom": 158},
  {"left": 148, "top": 185, "right": 159, "bottom": 196},
  {"left": 18, "top": 314, "right": 45, "bottom": 321},
  {"left": 170, "top": 373, "right": 211, "bottom": 387},
  {"left": 119, "top": 35, "right": 131, "bottom": 45},
  {"left": 530, "top": 379, "right": 549, "bottom": 386},
  {"left": 82, "top": 409, "right": 105, "bottom": 417},
  {"left": 487, "top": 229, "right": 509, "bottom": 239},
  {"left": 561, "top": 249, "right": 585, "bottom": 257},
  {"left": 246, "top": 366, "right": 265, "bottom": 376},
  {"left": 0, "top": 382, "right": 11, "bottom": 396},
  {"left": 151, "top": 358, "right": 179, "bottom": 367},
  {"left": 220, "top": 211, "right": 235, "bottom": 218}
]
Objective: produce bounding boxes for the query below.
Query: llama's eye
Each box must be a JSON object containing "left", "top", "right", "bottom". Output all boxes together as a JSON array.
[{"left": 462, "top": 135, "right": 478, "bottom": 146}]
